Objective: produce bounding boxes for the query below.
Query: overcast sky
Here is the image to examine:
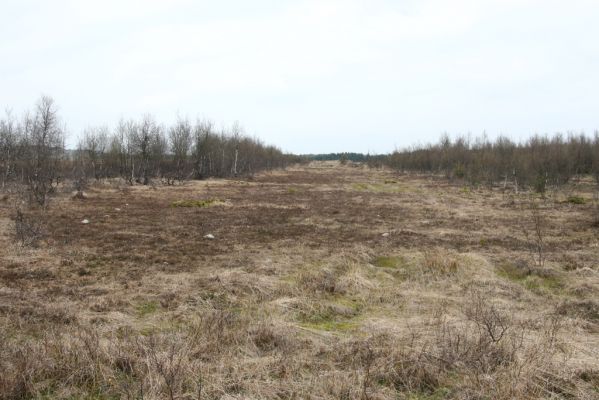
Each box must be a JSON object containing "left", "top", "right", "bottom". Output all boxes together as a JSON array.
[{"left": 1, "top": 0, "right": 598, "bottom": 153}]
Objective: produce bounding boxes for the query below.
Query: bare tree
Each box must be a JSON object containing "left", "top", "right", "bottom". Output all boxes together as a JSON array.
[
  {"left": 192, "top": 119, "right": 215, "bottom": 179},
  {"left": 22, "top": 96, "right": 65, "bottom": 206},
  {"left": 2, "top": 97, "right": 293, "bottom": 189},
  {"left": 169, "top": 117, "right": 192, "bottom": 182},
  {"left": 82, "top": 126, "right": 109, "bottom": 180},
  {"left": 0, "top": 110, "right": 20, "bottom": 188}
]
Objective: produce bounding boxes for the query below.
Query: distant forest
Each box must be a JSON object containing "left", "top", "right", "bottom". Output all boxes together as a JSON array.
[
  {"left": 304, "top": 153, "right": 372, "bottom": 162},
  {"left": 304, "top": 134, "right": 599, "bottom": 192},
  {"left": 380, "top": 133, "right": 599, "bottom": 192}
]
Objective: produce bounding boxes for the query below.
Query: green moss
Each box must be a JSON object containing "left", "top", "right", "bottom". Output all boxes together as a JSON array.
[
  {"left": 352, "top": 183, "right": 369, "bottom": 191},
  {"left": 566, "top": 195, "right": 586, "bottom": 205},
  {"left": 373, "top": 256, "right": 404, "bottom": 269},
  {"left": 298, "top": 298, "right": 363, "bottom": 332},
  {"left": 497, "top": 263, "right": 563, "bottom": 295},
  {"left": 523, "top": 275, "right": 563, "bottom": 294},
  {"left": 170, "top": 198, "right": 223, "bottom": 208},
  {"left": 302, "top": 320, "right": 357, "bottom": 332},
  {"left": 136, "top": 301, "right": 158, "bottom": 317}
]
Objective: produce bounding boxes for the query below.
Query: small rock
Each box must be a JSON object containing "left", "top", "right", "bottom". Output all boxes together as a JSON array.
[
  {"left": 81, "top": 219, "right": 90, "bottom": 224},
  {"left": 204, "top": 234, "right": 215, "bottom": 240},
  {"left": 382, "top": 232, "right": 390, "bottom": 237},
  {"left": 115, "top": 208, "right": 121, "bottom": 211}
]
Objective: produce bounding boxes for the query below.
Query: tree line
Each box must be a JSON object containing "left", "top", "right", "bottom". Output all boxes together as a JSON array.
[
  {"left": 380, "top": 133, "right": 599, "bottom": 192},
  {"left": 304, "top": 152, "right": 372, "bottom": 162},
  {"left": 0, "top": 96, "right": 298, "bottom": 205}
]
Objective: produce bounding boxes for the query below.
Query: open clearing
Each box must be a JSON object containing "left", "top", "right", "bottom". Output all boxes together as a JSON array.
[{"left": 1, "top": 162, "right": 598, "bottom": 399}]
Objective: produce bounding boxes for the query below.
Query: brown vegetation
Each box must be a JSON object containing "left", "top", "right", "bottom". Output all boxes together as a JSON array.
[{"left": 0, "top": 162, "right": 598, "bottom": 399}]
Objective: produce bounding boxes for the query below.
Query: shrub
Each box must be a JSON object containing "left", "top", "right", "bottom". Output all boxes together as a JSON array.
[{"left": 13, "top": 209, "right": 44, "bottom": 246}]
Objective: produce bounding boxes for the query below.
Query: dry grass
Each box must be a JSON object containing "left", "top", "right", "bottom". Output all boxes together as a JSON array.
[{"left": 0, "top": 162, "right": 598, "bottom": 399}]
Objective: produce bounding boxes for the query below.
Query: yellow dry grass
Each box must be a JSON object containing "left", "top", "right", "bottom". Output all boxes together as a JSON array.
[{"left": 0, "top": 162, "right": 598, "bottom": 399}]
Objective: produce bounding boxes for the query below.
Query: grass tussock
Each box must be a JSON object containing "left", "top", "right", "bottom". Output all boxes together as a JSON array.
[
  {"left": 556, "top": 300, "right": 599, "bottom": 323},
  {"left": 421, "top": 250, "right": 460, "bottom": 276}
]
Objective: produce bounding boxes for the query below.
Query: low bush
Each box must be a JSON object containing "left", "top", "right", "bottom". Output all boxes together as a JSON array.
[{"left": 13, "top": 209, "right": 45, "bottom": 247}]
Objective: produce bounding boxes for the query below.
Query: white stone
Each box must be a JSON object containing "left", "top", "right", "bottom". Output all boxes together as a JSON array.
[
  {"left": 81, "top": 219, "right": 90, "bottom": 224},
  {"left": 204, "top": 234, "right": 215, "bottom": 240},
  {"left": 382, "top": 232, "right": 390, "bottom": 237}
]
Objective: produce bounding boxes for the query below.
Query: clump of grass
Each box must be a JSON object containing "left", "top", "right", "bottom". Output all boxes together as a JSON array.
[
  {"left": 523, "top": 275, "right": 563, "bottom": 294},
  {"left": 566, "top": 195, "right": 586, "bottom": 205},
  {"left": 422, "top": 250, "right": 459, "bottom": 276},
  {"left": 170, "top": 198, "right": 223, "bottom": 208},
  {"left": 497, "top": 261, "right": 531, "bottom": 281},
  {"left": 298, "top": 268, "right": 341, "bottom": 294},
  {"left": 556, "top": 300, "right": 599, "bottom": 322}
]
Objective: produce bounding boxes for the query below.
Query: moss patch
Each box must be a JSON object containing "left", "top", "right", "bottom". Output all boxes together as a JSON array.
[
  {"left": 352, "top": 183, "right": 369, "bottom": 191},
  {"left": 297, "top": 299, "right": 362, "bottom": 332},
  {"left": 170, "top": 198, "right": 223, "bottom": 208},
  {"left": 497, "top": 262, "right": 564, "bottom": 295},
  {"left": 136, "top": 301, "right": 159, "bottom": 317},
  {"left": 373, "top": 256, "right": 404, "bottom": 269},
  {"left": 302, "top": 320, "right": 358, "bottom": 332},
  {"left": 566, "top": 195, "right": 586, "bottom": 205}
]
